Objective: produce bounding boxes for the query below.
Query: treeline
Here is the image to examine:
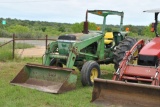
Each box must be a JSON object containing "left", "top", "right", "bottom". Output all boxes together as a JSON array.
[
  {"left": 0, "top": 18, "right": 158, "bottom": 39},
  {"left": 0, "top": 18, "right": 72, "bottom": 38}
]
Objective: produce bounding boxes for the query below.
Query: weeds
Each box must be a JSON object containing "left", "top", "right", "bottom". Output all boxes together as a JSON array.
[
  {"left": 0, "top": 42, "right": 34, "bottom": 61},
  {"left": 0, "top": 57, "right": 113, "bottom": 107}
]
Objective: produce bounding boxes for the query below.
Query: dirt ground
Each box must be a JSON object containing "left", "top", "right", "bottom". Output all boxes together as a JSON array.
[{"left": 16, "top": 46, "right": 46, "bottom": 57}]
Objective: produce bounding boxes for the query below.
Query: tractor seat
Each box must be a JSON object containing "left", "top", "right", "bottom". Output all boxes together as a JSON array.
[{"left": 104, "top": 32, "right": 113, "bottom": 48}]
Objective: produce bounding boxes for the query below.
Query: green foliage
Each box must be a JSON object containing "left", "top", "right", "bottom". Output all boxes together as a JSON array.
[
  {"left": 71, "top": 22, "right": 97, "bottom": 33},
  {"left": 0, "top": 58, "right": 114, "bottom": 107},
  {"left": 88, "top": 22, "right": 97, "bottom": 30},
  {"left": 0, "top": 17, "right": 159, "bottom": 39},
  {"left": 0, "top": 45, "right": 13, "bottom": 61},
  {"left": 0, "top": 18, "right": 73, "bottom": 38},
  {"left": 7, "top": 25, "right": 29, "bottom": 33},
  {"left": 71, "top": 22, "right": 83, "bottom": 33},
  {"left": 41, "top": 27, "right": 46, "bottom": 32},
  {"left": 0, "top": 29, "right": 11, "bottom": 37},
  {"left": 58, "top": 26, "right": 65, "bottom": 32},
  {"left": 142, "top": 23, "right": 160, "bottom": 37},
  {"left": 128, "top": 32, "right": 139, "bottom": 37},
  {"left": 105, "top": 27, "right": 112, "bottom": 32}
]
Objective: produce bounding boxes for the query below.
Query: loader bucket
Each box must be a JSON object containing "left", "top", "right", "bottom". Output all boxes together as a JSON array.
[
  {"left": 91, "top": 79, "right": 160, "bottom": 107},
  {"left": 10, "top": 63, "right": 77, "bottom": 93}
]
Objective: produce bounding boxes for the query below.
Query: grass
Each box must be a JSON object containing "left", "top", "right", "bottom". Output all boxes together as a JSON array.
[
  {"left": 0, "top": 42, "right": 34, "bottom": 49},
  {"left": 132, "top": 35, "right": 153, "bottom": 41},
  {"left": 0, "top": 58, "right": 114, "bottom": 107},
  {"left": 15, "top": 42, "right": 34, "bottom": 49},
  {"left": 0, "top": 42, "right": 34, "bottom": 61},
  {"left": 0, "top": 46, "right": 13, "bottom": 61}
]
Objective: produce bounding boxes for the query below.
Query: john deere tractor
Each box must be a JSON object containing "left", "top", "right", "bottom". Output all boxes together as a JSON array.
[
  {"left": 11, "top": 10, "right": 136, "bottom": 93},
  {"left": 43, "top": 10, "right": 137, "bottom": 85}
]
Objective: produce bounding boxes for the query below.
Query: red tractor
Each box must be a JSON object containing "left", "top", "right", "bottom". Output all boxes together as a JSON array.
[{"left": 91, "top": 9, "right": 160, "bottom": 107}]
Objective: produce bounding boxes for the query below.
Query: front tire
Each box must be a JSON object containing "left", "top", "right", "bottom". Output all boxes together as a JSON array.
[{"left": 81, "top": 61, "right": 101, "bottom": 86}]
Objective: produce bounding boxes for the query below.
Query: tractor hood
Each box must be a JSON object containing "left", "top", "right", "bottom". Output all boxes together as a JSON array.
[
  {"left": 57, "top": 32, "right": 102, "bottom": 55},
  {"left": 74, "top": 31, "right": 102, "bottom": 41},
  {"left": 57, "top": 31, "right": 102, "bottom": 42},
  {"left": 139, "top": 37, "right": 160, "bottom": 57}
]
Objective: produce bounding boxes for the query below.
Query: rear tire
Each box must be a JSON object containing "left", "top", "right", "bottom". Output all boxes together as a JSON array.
[
  {"left": 49, "top": 58, "right": 63, "bottom": 67},
  {"left": 113, "top": 37, "right": 137, "bottom": 70},
  {"left": 81, "top": 61, "right": 101, "bottom": 86}
]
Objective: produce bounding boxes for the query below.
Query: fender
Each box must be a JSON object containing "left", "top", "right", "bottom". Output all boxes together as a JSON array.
[{"left": 139, "top": 37, "right": 160, "bottom": 57}]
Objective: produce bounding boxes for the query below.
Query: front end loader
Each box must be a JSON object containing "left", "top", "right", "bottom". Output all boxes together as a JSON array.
[
  {"left": 11, "top": 10, "right": 136, "bottom": 93},
  {"left": 91, "top": 9, "right": 160, "bottom": 107}
]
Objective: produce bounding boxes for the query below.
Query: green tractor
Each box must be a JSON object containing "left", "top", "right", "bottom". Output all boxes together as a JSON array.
[{"left": 11, "top": 10, "right": 136, "bottom": 93}]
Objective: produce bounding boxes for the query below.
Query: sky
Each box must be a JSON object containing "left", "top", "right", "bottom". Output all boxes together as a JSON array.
[{"left": 0, "top": 0, "right": 160, "bottom": 25}]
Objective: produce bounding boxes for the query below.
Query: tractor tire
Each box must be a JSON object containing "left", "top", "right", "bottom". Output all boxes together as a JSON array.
[
  {"left": 49, "top": 58, "right": 63, "bottom": 67},
  {"left": 113, "top": 37, "right": 137, "bottom": 70},
  {"left": 81, "top": 61, "right": 101, "bottom": 86}
]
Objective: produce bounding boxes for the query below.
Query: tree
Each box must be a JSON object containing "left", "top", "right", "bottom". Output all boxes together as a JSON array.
[
  {"left": 71, "top": 22, "right": 97, "bottom": 33},
  {"left": 141, "top": 23, "right": 160, "bottom": 37},
  {"left": 41, "top": 27, "right": 46, "bottom": 32},
  {"left": 71, "top": 23, "right": 83, "bottom": 33},
  {"left": 88, "top": 22, "right": 97, "bottom": 30},
  {"left": 58, "top": 26, "right": 65, "bottom": 32},
  {"left": 7, "top": 25, "right": 29, "bottom": 33}
]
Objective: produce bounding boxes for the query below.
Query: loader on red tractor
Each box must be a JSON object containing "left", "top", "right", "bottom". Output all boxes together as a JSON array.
[{"left": 91, "top": 9, "right": 160, "bottom": 107}]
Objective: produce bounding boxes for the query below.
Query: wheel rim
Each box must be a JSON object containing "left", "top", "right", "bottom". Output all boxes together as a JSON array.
[
  {"left": 130, "top": 49, "right": 138, "bottom": 64},
  {"left": 90, "top": 68, "right": 98, "bottom": 83}
]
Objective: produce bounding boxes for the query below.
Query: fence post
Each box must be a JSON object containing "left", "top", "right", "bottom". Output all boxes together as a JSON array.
[
  {"left": 46, "top": 35, "right": 48, "bottom": 50},
  {"left": 13, "top": 34, "right": 15, "bottom": 59}
]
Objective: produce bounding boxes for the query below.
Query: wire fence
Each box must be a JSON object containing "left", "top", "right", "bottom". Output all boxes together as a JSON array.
[{"left": 0, "top": 34, "right": 56, "bottom": 59}]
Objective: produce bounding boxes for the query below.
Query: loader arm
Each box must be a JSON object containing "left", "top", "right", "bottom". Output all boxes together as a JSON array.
[
  {"left": 91, "top": 38, "right": 160, "bottom": 107},
  {"left": 66, "top": 34, "right": 104, "bottom": 68},
  {"left": 113, "top": 39, "right": 145, "bottom": 80},
  {"left": 43, "top": 33, "right": 105, "bottom": 68},
  {"left": 43, "top": 41, "right": 58, "bottom": 65}
]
